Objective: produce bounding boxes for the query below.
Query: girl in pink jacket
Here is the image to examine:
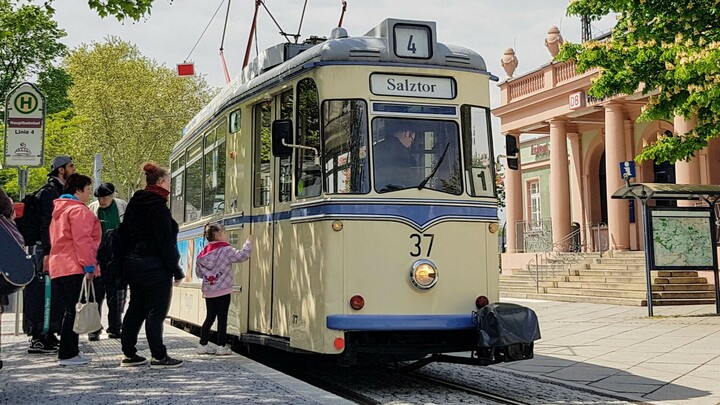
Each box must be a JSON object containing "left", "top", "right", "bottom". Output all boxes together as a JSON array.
[
  {"left": 48, "top": 174, "right": 101, "bottom": 366},
  {"left": 195, "top": 222, "right": 253, "bottom": 355}
]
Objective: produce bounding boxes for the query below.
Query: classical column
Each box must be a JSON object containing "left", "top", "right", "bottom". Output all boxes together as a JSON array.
[
  {"left": 674, "top": 115, "right": 700, "bottom": 207},
  {"left": 568, "top": 132, "right": 584, "bottom": 228},
  {"left": 504, "top": 133, "right": 523, "bottom": 253},
  {"left": 549, "top": 119, "right": 571, "bottom": 250},
  {"left": 604, "top": 103, "right": 630, "bottom": 250}
]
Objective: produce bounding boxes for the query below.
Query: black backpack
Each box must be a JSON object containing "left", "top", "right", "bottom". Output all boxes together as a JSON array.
[
  {"left": 97, "top": 227, "right": 126, "bottom": 289},
  {"left": 15, "top": 184, "right": 56, "bottom": 247}
]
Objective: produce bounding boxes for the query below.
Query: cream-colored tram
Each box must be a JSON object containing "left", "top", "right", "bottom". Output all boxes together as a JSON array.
[{"left": 168, "top": 18, "right": 539, "bottom": 367}]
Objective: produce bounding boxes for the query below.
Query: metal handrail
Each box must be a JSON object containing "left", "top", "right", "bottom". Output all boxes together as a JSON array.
[{"left": 520, "top": 222, "right": 608, "bottom": 288}]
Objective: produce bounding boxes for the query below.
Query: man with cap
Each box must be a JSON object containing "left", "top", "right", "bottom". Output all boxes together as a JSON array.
[
  {"left": 24, "top": 155, "right": 75, "bottom": 353},
  {"left": 88, "top": 182, "right": 127, "bottom": 340}
]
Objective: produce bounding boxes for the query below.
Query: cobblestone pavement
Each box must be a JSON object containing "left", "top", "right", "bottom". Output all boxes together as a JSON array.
[{"left": 0, "top": 314, "right": 351, "bottom": 405}]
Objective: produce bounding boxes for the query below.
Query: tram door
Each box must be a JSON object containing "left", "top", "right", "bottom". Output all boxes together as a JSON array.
[
  {"left": 249, "top": 100, "right": 274, "bottom": 334},
  {"left": 271, "top": 90, "right": 294, "bottom": 337},
  {"left": 248, "top": 90, "right": 294, "bottom": 337}
]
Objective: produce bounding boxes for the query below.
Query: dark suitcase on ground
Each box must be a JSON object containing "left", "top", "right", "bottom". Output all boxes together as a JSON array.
[
  {"left": 22, "top": 273, "right": 63, "bottom": 335},
  {"left": 0, "top": 221, "right": 34, "bottom": 295}
]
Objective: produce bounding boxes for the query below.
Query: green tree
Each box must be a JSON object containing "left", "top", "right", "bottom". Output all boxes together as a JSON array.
[
  {"left": 558, "top": 0, "right": 720, "bottom": 163},
  {"left": 42, "top": 0, "right": 156, "bottom": 21},
  {"left": 0, "top": 0, "right": 66, "bottom": 99},
  {"left": 38, "top": 66, "right": 73, "bottom": 114},
  {"left": 65, "top": 37, "right": 213, "bottom": 199}
]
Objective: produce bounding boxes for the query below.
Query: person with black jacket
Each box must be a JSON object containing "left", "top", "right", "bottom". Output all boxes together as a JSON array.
[
  {"left": 24, "top": 155, "right": 75, "bottom": 353},
  {"left": 374, "top": 121, "right": 419, "bottom": 191},
  {"left": 118, "top": 162, "right": 184, "bottom": 369}
]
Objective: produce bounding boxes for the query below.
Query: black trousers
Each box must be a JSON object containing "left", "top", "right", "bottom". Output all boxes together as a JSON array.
[
  {"left": 200, "top": 294, "right": 231, "bottom": 346},
  {"left": 54, "top": 274, "right": 84, "bottom": 360},
  {"left": 105, "top": 286, "right": 126, "bottom": 334},
  {"left": 92, "top": 277, "right": 127, "bottom": 334},
  {"left": 121, "top": 279, "right": 172, "bottom": 360}
]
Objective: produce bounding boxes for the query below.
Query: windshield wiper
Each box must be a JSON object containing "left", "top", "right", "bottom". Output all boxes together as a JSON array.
[{"left": 417, "top": 142, "right": 450, "bottom": 190}]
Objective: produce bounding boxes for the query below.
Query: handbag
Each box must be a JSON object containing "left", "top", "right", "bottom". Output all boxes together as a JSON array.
[{"left": 73, "top": 278, "right": 103, "bottom": 334}]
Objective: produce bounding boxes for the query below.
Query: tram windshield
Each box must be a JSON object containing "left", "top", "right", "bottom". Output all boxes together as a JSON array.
[{"left": 372, "top": 118, "right": 462, "bottom": 194}]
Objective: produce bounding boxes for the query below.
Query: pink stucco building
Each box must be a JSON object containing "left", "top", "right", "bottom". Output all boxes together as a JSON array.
[{"left": 492, "top": 28, "right": 720, "bottom": 285}]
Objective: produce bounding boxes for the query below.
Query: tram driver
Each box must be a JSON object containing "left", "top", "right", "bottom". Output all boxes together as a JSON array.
[{"left": 374, "top": 120, "right": 420, "bottom": 191}]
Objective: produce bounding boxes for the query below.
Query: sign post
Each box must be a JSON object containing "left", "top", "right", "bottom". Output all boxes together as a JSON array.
[{"left": 4, "top": 82, "right": 45, "bottom": 335}]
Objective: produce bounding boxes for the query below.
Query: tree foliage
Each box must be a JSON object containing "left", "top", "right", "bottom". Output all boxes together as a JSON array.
[
  {"left": 86, "top": 0, "right": 156, "bottom": 20},
  {"left": 558, "top": 0, "right": 720, "bottom": 163},
  {"left": 0, "top": 0, "right": 66, "bottom": 98},
  {"left": 41, "top": 0, "right": 157, "bottom": 21},
  {"left": 65, "top": 37, "right": 213, "bottom": 199},
  {"left": 38, "top": 66, "right": 73, "bottom": 114}
]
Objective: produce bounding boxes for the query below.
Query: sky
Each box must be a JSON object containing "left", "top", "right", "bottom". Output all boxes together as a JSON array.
[{"left": 49, "top": 0, "right": 614, "bottom": 102}]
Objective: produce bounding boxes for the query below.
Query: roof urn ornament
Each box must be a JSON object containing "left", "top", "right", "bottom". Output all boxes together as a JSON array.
[
  {"left": 500, "top": 47, "right": 518, "bottom": 78},
  {"left": 545, "top": 26, "right": 564, "bottom": 57}
]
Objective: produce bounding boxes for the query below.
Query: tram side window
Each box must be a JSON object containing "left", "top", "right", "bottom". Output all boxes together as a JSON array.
[
  {"left": 170, "top": 155, "right": 185, "bottom": 223},
  {"left": 229, "top": 110, "right": 241, "bottom": 133},
  {"left": 185, "top": 140, "right": 203, "bottom": 222},
  {"left": 253, "top": 101, "right": 272, "bottom": 207},
  {"left": 203, "top": 122, "right": 227, "bottom": 216},
  {"left": 278, "top": 90, "right": 293, "bottom": 203},
  {"left": 460, "top": 106, "right": 495, "bottom": 198},
  {"left": 296, "top": 78, "right": 321, "bottom": 198},
  {"left": 322, "top": 100, "right": 370, "bottom": 194}
]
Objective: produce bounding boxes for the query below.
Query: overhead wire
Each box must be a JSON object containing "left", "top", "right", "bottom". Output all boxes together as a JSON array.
[
  {"left": 259, "top": 0, "right": 291, "bottom": 43},
  {"left": 184, "top": 0, "right": 227, "bottom": 62}
]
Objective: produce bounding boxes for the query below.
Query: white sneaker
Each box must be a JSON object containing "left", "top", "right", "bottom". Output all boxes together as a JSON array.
[
  {"left": 59, "top": 354, "right": 91, "bottom": 366},
  {"left": 196, "top": 343, "right": 216, "bottom": 355},
  {"left": 215, "top": 346, "right": 232, "bottom": 356}
]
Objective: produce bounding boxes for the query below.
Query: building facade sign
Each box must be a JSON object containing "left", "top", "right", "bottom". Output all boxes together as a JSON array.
[
  {"left": 568, "top": 91, "right": 585, "bottom": 110},
  {"left": 530, "top": 143, "right": 550, "bottom": 155}
]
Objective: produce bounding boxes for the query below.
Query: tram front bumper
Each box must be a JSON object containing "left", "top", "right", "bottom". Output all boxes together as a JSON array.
[{"left": 472, "top": 302, "right": 541, "bottom": 362}]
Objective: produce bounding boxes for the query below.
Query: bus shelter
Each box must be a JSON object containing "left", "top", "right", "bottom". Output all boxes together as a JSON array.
[{"left": 612, "top": 183, "right": 720, "bottom": 316}]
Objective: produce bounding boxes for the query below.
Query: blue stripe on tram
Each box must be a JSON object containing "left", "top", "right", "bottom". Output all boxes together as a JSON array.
[
  {"left": 178, "top": 203, "right": 497, "bottom": 238},
  {"left": 326, "top": 315, "right": 475, "bottom": 331}
]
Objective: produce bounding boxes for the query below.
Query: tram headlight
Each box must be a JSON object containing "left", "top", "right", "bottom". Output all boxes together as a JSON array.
[{"left": 410, "top": 259, "right": 438, "bottom": 290}]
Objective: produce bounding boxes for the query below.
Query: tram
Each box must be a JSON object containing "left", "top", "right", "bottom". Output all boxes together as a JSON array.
[{"left": 168, "top": 18, "right": 540, "bottom": 366}]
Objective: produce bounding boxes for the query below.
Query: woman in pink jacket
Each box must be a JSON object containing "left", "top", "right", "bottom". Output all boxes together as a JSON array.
[{"left": 48, "top": 173, "right": 102, "bottom": 366}]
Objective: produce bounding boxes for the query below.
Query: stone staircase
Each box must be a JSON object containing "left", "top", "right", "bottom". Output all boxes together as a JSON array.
[{"left": 500, "top": 250, "right": 717, "bottom": 306}]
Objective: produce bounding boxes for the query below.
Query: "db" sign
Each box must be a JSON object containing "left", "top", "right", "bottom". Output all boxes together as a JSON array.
[{"left": 568, "top": 92, "right": 585, "bottom": 110}]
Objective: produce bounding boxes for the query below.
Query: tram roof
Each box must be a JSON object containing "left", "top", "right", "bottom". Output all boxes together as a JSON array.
[{"left": 178, "top": 19, "right": 491, "bottom": 146}]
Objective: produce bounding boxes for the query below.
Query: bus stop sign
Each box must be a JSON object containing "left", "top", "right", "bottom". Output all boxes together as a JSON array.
[{"left": 3, "top": 82, "right": 46, "bottom": 168}]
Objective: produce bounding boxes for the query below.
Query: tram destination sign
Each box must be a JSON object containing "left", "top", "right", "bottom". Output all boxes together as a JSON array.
[
  {"left": 3, "top": 82, "right": 46, "bottom": 168},
  {"left": 370, "top": 73, "right": 456, "bottom": 99}
]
